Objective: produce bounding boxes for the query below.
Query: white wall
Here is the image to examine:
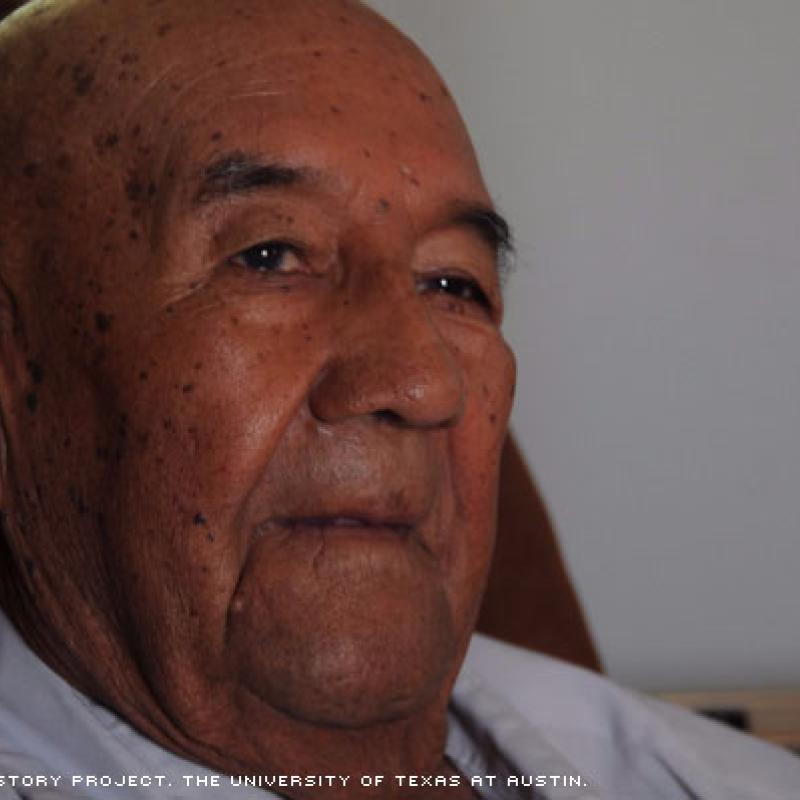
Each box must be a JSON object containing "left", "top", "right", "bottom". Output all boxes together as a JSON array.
[{"left": 372, "top": 0, "right": 800, "bottom": 692}]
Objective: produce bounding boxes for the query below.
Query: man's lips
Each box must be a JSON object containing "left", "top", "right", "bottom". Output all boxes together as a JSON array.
[
  {"left": 254, "top": 504, "right": 437, "bottom": 558},
  {"left": 269, "top": 515, "right": 415, "bottom": 535}
]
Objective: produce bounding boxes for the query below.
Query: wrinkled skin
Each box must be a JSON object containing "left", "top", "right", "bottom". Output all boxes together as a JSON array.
[{"left": 0, "top": 1, "right": 515, "bottom": 796}]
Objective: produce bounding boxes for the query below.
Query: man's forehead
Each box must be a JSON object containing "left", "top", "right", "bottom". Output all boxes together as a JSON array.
[
  {"left": 1, "top": 0, "right": 452, "bottom": 145},
  {"left": 1, "top": 0, "right": 462, "bottom": 189},
  {"left": 1, "top": 0, "right": 508, "bottom": 281},
  {"left": 0, "top": 0, "right": 409, "bottom": 105}
]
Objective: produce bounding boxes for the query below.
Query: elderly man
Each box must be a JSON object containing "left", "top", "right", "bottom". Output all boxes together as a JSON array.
[{"left": 0, "top": 1, "right": 797, "bottom": 798}]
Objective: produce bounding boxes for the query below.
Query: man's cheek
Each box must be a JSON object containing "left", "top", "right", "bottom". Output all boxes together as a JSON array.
[
  {"left": 445, "top": 336, "right": 514, "bottom": 581},
  {"left": 95, "top": 328, "right": 305, "bottom": 598},
  {"left": 125, "top": 320, "right": 310, "bottom": 495},
  {"left": 456, "top": 333, "right": 516, "bottom": 448}
]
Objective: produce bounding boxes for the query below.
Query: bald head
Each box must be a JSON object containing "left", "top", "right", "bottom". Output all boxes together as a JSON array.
[
  {"left": 0, "top": 0, "right": 490, "bottom": 324},
  {"left": 0, "top": 0, "right": 438, "bottom": 257},
  {"left": 0, "top": 1, "right": 514, "bottom": 794}
]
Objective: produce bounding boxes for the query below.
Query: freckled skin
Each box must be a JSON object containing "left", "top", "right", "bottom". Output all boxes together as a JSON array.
[{"left": 0, "top": 2, "right": 515, "bottom": 798}]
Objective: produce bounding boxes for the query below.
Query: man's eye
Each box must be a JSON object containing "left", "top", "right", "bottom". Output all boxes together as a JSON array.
[
  {"left": 230, "top": 241, "right": 300, "bottom": 273},
  {"left": 421, "top": 275, "right": 493, "bottom": 313}
]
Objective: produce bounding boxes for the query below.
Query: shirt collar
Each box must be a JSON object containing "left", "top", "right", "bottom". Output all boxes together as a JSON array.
[{"left": 0, "top": 610, "right": 594, "bottom": 799}]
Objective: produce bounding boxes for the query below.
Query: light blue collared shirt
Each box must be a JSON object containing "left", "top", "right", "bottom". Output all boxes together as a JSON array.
[{"left": 1, "top": 611, "right": 798, "bottom": 799}]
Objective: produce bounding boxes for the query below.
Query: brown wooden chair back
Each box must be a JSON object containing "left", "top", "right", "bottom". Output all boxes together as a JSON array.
[{"left": 478, "top": 435, "right": 603, "bottom": 672}]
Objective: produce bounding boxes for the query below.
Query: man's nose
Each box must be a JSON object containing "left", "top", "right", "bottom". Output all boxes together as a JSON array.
[{"left": 308, "top": 287, "right": 466, "bottom": 429}]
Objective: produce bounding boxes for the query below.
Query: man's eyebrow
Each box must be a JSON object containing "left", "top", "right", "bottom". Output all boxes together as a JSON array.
[
  {"left": 451, "top": 205, "right": 516, "bottom": 285},
  {"left": 192, "top": 153, "right": 516, "bottom": 275},
  {"left": 453, "top": 205, "right": 514, "bottom": 257},
  {"left": 193, "top": 151, "right": 318, "bottom": 205}
]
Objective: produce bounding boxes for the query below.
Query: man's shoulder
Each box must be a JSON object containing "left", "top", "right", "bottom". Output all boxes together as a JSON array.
[{"left": 457, "top": 633, "right": 800, "bottom": 800}]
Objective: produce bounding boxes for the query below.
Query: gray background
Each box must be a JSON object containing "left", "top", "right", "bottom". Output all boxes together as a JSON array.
[{"left": 371, "top": 0, "right": 800, "bottom": 692}]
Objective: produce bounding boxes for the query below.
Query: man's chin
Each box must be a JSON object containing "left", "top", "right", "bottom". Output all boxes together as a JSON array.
[
  {"left": 222, "top": 524, "right": 465, "bottom": 728},
  {"left": 232, "top": 594, "right": 458, "bottom": 729}
]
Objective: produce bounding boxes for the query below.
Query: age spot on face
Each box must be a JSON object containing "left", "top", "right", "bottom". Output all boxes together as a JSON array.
[
  {"left": 125, "top": 176, "right": 144, "bottom": 203},
  {"left": 26, "top": 361, "right": 44, "bottom": 385},
  {"left": 71, "top": 61, "right": 95, "bottom": 96},
  {"left": 94, "top": 133, "right": 118, "bottom": 156},
  {"left": 95, "top": 312, "right": 113, "bottom": 333}
]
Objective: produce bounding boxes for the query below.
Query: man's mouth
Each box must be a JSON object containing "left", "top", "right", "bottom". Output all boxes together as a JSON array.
[{"left": 271, "top": 515, "right": 415, "bottom": 536}]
